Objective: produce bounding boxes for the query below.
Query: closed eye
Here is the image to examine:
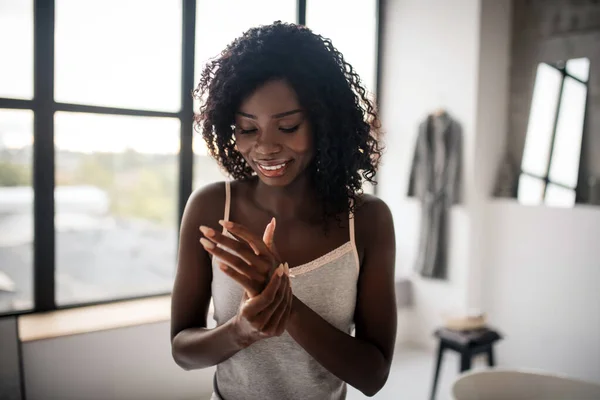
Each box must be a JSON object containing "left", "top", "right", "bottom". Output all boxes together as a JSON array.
[
  {"left": 280, "top": 124, "right": 300, "bottom": 134},
  {"left": 239, "top": 128, "right": 258, "bottom": 135}
]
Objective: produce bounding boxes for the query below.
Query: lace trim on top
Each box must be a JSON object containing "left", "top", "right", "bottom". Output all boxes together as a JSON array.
[{"left": 290, "top": 241, "right": 353, "bottom": 276}]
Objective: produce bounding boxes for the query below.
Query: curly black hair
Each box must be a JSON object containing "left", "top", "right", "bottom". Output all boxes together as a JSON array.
[{"left": 193, "top": 21, "right": 383, "bottom": 224}]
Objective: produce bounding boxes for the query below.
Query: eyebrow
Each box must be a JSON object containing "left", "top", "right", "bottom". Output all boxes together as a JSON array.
[{"left": 236, "top": 109, "right": 303, "bottom": 119}]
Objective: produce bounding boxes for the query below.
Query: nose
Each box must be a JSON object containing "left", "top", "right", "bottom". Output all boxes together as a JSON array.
[{"left": 254, "top": 127, "right": 282, "bottom": 156}]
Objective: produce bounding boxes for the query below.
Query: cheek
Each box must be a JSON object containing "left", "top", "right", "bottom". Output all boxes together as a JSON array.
[
  {"left": 288, "top": 129, "right": 313, "bottom": 157},
  {"left": 234, "top": 134, "right": 254, "bottom": 154}
]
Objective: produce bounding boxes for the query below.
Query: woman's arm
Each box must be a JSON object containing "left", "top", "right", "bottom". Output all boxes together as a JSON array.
[
  {"left": 170, "top": 183, "right": 246, "bottom": 370},
  {"left": 286, "top": 197, "right": 397, "bottom": 397},
  {"left": 171, "top": 183, "right": 293, "bottom": 370}
]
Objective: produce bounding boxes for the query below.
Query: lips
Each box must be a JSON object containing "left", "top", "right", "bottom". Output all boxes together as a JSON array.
[{"left": 254, "top": 159, "right": 293, "bottom": 178}]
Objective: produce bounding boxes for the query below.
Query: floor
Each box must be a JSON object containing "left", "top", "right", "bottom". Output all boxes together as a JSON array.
[{"left": 347, "top": 345, "right": 488, "bottom": 400}]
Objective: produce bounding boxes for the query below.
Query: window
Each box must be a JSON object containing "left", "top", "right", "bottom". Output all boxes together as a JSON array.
[
  {"left": 0, "top": 1, "right": 380, "bottom": 316},
  {"left": 0, "top": 0, "right": 34, "bottom": 314},
  {"left": 306, "top": 0, "right": 378, "bottom": 95},
  {"left": 517, "top": 58, "right": 590, "bottom": 208},
  {"left": 55, "top": 0, "right": 182, "bottom": 112},
  {"left": 50, "top": 0, "right": 185, "bottom": 306},
  {"left": 54, "top": 112, "right": 180, "bottom": 305},
  {"left": 194, "top": 0, "right": 296, "bottom": 82},
  {"left": 0, "top": 110, "right": 34, "bottom": 312},
  {"left": 0, "top": 0, "right": 34, "bottom": 100}
]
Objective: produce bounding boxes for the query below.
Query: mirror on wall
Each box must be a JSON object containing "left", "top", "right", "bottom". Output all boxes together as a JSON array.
[{"left": 516, "top": 57, "right": 594, "bottom": 208}]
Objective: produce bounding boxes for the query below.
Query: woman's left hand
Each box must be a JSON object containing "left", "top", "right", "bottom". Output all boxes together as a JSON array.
[{"left": 199, "top": 219, "right": 290, "bottom": 298}]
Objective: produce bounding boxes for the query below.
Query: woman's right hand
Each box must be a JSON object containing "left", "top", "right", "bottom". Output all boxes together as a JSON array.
[
  {"left": 200, "top": 218, "right": 292, "bottom": 297},
  {"left": 233, "top": 264, "right": 293, "bottom": 345}
]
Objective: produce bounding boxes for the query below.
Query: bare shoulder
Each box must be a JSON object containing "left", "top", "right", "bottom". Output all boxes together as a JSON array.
[
  {"left": 353, "top": 193, "right": 395, "bottom": 261},
  {"left": 354, "top": 193, "right": 394, "bottom": 233},
  {"left": 183, "top": 181, "right": 228, "bottom": 230}
]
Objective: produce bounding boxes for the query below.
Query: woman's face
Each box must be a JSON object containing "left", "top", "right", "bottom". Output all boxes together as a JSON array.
[{"left": 234, "top": 79, "right": 314, "bottom": 187}]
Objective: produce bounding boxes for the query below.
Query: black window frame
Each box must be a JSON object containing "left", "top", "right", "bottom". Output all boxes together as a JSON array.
[
  {"left": 0, "top": 0, "right": 382, "bottom": 317},
  {"left": 517, "top": 59, "right": 589, "bottom": 203}
]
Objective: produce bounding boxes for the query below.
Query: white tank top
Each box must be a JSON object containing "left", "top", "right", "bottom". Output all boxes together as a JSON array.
[{"left": 210, "top": 181, "right": 360, "bottom": 400}]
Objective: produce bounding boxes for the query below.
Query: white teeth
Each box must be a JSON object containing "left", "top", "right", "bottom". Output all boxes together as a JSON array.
[{"left": 259, "top": 163, "right": 286, "bottom": 171}]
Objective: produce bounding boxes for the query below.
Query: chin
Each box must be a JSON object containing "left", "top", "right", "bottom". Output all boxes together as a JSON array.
[
  {"left": 257, "top": 176, "right": 295, "bottom": 187},
  {"left": 255, "top": 170, "right": 298, "bottom": 187}
]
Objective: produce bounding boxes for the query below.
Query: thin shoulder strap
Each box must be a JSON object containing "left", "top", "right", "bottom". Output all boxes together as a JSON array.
[
  {"left": 222, "top": 181, "right": 231, "bottom": 234},
  {"left": 349, "top": 199, "right": 360, "bottom": 273}
]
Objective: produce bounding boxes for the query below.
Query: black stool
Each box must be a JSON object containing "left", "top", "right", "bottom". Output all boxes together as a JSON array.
[{"left": 430, "top": 327, "right": 502, "bottom": 400}]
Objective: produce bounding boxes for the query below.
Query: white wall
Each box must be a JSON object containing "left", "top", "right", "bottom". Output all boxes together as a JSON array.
[
  {"left": 22, "top": 322, "right": 215, "bottom": 400},
  {"left": 378, "top": 0, "right": 512, "bottom": 347},
  {"left": 483, "top": 201, "right": 600, "bottom": 383},
  {"left": 469, "top": 0, "right": 512, "bottom": 310}
]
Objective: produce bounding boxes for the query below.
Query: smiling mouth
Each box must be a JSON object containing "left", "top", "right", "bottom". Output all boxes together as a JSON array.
[{"left": 254, "top": 160, "right": 293, "bottom": 178}]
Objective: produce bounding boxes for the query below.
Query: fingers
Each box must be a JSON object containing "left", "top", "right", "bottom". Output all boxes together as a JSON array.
[
  {"left": 200, "top": 225, "right": 272, "bottom": 276},
  {"left": 263, "top": 218, "right": 282, "bottom": 260},
  {"left": 243, "top": 265, "right": 284, "bottom": 316},
  {"left": 219, "top": 220, "right": 271, "bottom": 256},
  {"left": 201, "top": 225, "right": 251, "bottom": 256},
  {"left": 200, "top": 226, "right": 270, "bottom": 273},
  {"left": 255, "top": 273, "right": 288, "bottom": 330},
  {"left": 262, "top": 277, "right": 292, "bottom": 336},
  {"left": 262, "top": 217, "right": 276, "bottom": 250},
  {"left": 217, "top": 261, "right": 261, "bottom": 298},
  {"left": 200, "top": 237, "right": 266, "bottom": 283},
  {"left": 276, "top": 286, "right": 294, "bottom": 336}
]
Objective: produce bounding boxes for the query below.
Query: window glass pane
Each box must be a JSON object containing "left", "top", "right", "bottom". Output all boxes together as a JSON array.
[
  {"left": 54, "top": 112, "right": 179, "bottom": 305},
  {"left": 0, "top": 109, "right": 34, "bottom": 312},
  {"left": 548, "top": 77, "right": 586, "bottom": 188},
  {"left": 0, "top": 0, "right": 33, "bottom": 99},
  {"left": 193, "top": 136, "right": 228, "bottom": 190},
  {"left": 521, "top": 63, "right": 562, "bottom": 176},
  {"left": 545, "top": 183, "right": 575, "bottom": 208},
  {"left": 55, "top": 0, "right": 182, "bottom": 111},
  {"left": 517, "top": 174, "right": 545, "bottom": 206},
  {"left": 306, "top": 0, "right": 378, "bottom": 94},
  {"left": 566, "top": 57, "right": 590, "bottom": 82},
  {"left": 193, "top": 0, "right": 296, "bottom": 111}
]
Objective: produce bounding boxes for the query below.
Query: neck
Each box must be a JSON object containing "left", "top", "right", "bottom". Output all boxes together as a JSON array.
[{"left": 252, "top": 173, "right": 319, "bottom": 221}]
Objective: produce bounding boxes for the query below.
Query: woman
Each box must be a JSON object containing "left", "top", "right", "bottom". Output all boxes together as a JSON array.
[{"left": 171, "top": 21, "right": 397, "bottom": 399}]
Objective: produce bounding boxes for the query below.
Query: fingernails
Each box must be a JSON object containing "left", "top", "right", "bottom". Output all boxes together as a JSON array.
[
  {"left": 271, "top": 217, "right": 276, "bottom": 227},
  {"left": 284, "top": 262, "right": 295, "bottom": 278},
  {"left": 218, "top": 220, "right": 233, "bottom": 228},
  {"left": 277, "top": 265, "right": 284, "bottom": 277},
  {"left": 219, "top": 264, "right": 228, "bottom": 272},
  {"left": 199, "top": 225, "right": 215, "bottom": 237},
  {"left": 200, "top": 238, "right": 215, "bottom": 249}
]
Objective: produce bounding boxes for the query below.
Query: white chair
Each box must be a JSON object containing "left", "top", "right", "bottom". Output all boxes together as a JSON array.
[{"left": 452, "top": 369, "right": 600, "bottom": 400}]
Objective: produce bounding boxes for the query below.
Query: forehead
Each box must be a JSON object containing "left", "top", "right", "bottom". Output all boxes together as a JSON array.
[{"left": 238, "top": 80, "right": 301, "bottom": 115}]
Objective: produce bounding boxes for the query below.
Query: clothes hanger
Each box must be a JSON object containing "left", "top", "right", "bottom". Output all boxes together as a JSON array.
[{"left": 432, "top": 107, "right": 446, "bottom": 117}]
